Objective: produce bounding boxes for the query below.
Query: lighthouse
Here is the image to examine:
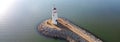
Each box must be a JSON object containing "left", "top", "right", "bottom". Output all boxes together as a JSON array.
[{"left": 52, "top": 6, "right": 58, "bottom": 25}]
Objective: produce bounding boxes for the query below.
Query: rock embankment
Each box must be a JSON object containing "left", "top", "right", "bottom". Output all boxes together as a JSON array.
[{"left": 38, "top": 18, "right": 102, "bottom": 42}]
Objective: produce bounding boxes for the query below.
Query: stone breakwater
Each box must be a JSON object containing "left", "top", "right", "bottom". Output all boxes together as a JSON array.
[{"left": 38, "top": 18, "right": 103, "bottom": 42}]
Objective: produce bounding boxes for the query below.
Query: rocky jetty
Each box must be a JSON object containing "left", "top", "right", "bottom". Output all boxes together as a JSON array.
[{"left": 38, "top": 18, "right": 102, "bottom": 42}]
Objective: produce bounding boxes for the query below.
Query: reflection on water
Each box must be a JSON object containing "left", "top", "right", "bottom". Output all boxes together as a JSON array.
[{"left": 0, "top": 0, "right": 120, "bottom": 42}]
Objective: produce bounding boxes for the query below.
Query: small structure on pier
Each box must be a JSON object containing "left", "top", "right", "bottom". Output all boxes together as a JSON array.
[{"left": 52, "top": 6, "right": 58, "bottom": 25}]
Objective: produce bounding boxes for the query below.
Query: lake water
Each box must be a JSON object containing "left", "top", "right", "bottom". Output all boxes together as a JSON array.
[{"left": 0, "top": 0, "right": 120, "bottom": 42}]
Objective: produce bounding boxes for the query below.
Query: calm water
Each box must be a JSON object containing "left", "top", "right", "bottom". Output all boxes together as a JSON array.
[{"left": 0, "top": 0, "right": 120, "bottom": 42}]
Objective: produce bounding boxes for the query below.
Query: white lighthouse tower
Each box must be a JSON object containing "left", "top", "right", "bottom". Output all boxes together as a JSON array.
[{"left": 52, "top": 6, "right": 58, "bottom": 25}]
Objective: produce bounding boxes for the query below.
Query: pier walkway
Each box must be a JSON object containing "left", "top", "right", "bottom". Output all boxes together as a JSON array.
[{"left": 57, "top": 18, "right": 102, "bottom": 42}]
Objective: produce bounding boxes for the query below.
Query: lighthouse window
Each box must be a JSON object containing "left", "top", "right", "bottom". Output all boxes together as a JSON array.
[{"left": 53, "top": 8, "right": 56, "bottom": 10}]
